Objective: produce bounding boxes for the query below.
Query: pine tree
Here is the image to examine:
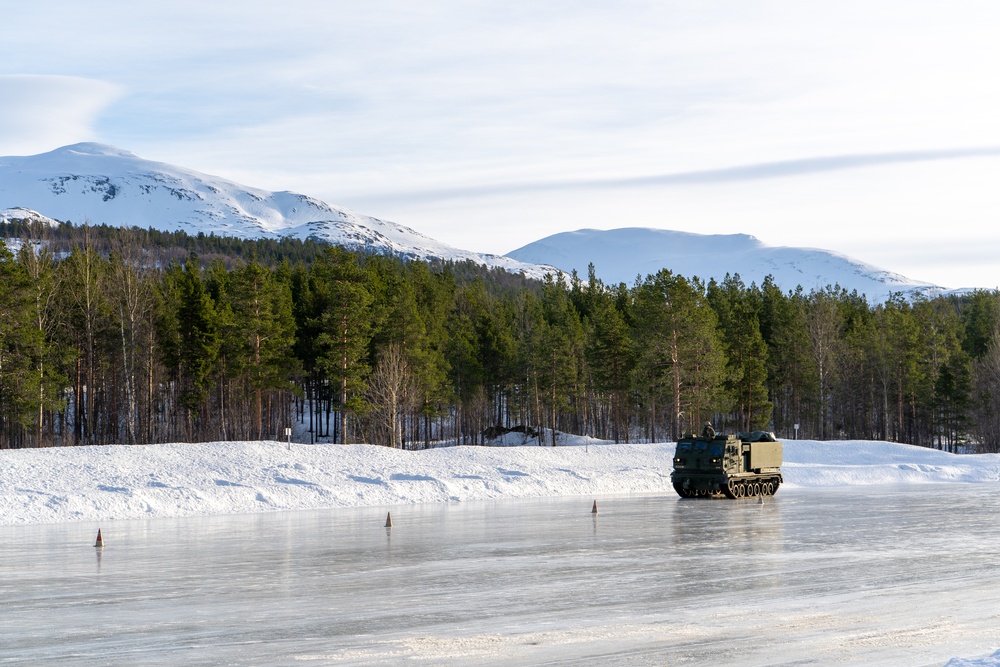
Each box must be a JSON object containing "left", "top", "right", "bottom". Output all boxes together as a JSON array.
[
  {"left": 17, "top": 239, "right": 69, "bottom": 445},
  {"left": 536, "top": 275, "right": 585, "bottom": 446},
  {"left": 707, "top": 274, "right": 772, "bottom": 432},
  {"left": 912, "top": 297, "right": 967, "bottom": 448},
  {"left": 310, "top": 247, "right": 373, "bottom": 444},
  {"left": 219, "top": 260, "right": 298, "bottom": 439},
  {"left": 161, "top": 255, "right": 221, "bottom": 438},
  {"left": 587, "top": 286, "right": 634, "bottom": 442},
  {"left": 804, "top": 288, "right": 845, "bottom": 440},
  {"left": 960, "top": 290, "right": 1000, "bottom": 359},
  {"left": 0, "top": 241, "right": 41, "bottom": 447},
  {"left": 360, "top": 258, "right": 416, "bottom": 446},
  {"left": 446, "top": 282, "right": 488, "bottom": 444},
  {"left": 408, "top": 262, "right": 453, "bottom": 447},
  {"left": 632, "top": 269, "right": 726, "bottom": 441},
  {"left": 972, "top": 334, "right": 1000, "bottom": 451}
]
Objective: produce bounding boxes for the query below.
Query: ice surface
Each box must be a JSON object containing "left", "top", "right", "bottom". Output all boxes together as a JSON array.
[{"left": 3, "top": 488, "right": 1000, "bottom": 666}]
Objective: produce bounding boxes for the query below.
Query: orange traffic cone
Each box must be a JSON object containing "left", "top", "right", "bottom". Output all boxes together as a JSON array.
[
  {"left": 384, "top": 512, "right": 393, "bottom": 528},
  {"left": 94, "top": 528, "right": 105, "bottom": 548},
  {"left": 591, "top": 500, "right": 599, "bottom": 514}
]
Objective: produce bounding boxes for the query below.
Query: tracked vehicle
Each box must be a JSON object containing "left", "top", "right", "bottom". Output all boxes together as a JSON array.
[{"left": 671, "top": 432, "right": 783, "bottom": 498}]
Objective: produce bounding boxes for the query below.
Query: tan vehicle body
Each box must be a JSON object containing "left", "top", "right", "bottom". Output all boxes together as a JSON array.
[{"left": 671, "top": 433, "right": 783, "bottom": 498}]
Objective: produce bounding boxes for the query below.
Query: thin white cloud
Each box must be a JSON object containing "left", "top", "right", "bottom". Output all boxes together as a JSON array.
[
  {"left": 339, "top": 146, "right": 1000, "bottom": 204},
  {"left": 0, "top": 75, "right": 123, "bottom": 155}
]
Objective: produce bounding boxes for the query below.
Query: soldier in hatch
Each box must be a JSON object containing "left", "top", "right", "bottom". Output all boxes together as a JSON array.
[{"left": 702, "top": 422, "right": 716, "bottom": 438}]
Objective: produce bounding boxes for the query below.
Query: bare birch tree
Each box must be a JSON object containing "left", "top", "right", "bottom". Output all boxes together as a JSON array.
[{"left": 366, "top": 342, "right": 412, "bottom": 448}]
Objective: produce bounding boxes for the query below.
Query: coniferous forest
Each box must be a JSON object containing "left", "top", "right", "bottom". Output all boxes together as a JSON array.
[{"left": 2, "top": 219, "right": 1000, "bottom": 452}]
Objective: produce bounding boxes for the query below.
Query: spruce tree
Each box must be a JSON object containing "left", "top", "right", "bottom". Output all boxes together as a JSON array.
[
  {"left": 170, "top": 255, "right": 221, "bottom": 437},
  {"left": 707, "top": 274, "right": 772, "bottom": 432},
  {"left": 632, "top": 269, "right": 726, "bottom": 441},
  {"left": 0, "top": 241, "right": 41, "bottom": 447},
  {"left": 587, "top": 288, "right": 634, "bottom": 442},
  {"left": 310, "top": 247, "right": 373, "bottom": 444},
  {"left": 220, "top": 260, "right": 299, "bottom": 440}
]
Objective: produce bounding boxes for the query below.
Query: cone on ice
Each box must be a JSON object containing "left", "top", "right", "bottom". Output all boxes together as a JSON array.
[
  {"left": 384, "top": 512, "right": 393, "bottom": 528},
  {"left": 591, "top": 500, "right": 599, "bottom": 514},
  {"left": 94, "top": 528, "right": 105, "bottom": 548}
]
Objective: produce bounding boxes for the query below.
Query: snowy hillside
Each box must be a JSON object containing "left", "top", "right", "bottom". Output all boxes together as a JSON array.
[
  {"left": 0, "top": 143, "right": 554, "bottom": 279},
  {"left": 0, "top": 145, "right": 958, "bottom": 300},
  {"left": 2, "top": 436, "right": 998, "bottom": 526},
  {"left": 507, "top": 227, "right": 946, "bottom": 303}
]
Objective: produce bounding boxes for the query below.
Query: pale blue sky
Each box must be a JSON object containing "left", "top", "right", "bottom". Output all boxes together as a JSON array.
[{"left": 2, "top": 1, "right": 999, "bottom": 289}]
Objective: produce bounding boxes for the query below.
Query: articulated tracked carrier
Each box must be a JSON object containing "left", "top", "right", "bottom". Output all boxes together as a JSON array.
[{"left": 671, "top": 432, "right": 783, "bottom": 498}]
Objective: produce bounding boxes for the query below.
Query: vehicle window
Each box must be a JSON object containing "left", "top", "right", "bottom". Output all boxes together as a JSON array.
[{"left": 710, "top": 444, "right": 723, "bottom": 455}]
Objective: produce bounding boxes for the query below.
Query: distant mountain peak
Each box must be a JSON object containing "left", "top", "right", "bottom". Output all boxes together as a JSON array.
[
  {"left": 0, "top": 207, "right": 60, "bottom": 227},
  {"left": 507, "top": 227, "right": 946, "bottom": 303},
  {"left": 52, "top": 142, "right": 140, "bottom": 159}
]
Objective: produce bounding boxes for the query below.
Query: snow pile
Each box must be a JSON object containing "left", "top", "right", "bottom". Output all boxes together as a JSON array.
[
  {"left": 947, "top": 651, "right": 1000, "bottom": 667},
  {"left": 782, "top": 439, "right": 1000, "bottom": 485},
  {"left": 3, "top": 437, "right": 1000, "bottom": 526}
]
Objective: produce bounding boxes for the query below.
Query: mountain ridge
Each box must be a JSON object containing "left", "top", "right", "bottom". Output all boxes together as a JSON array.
[
  {"left": 1, "top": 143, "right": 949, "bottom": 301},
  {"left": 0, "top": 143, "right": 555, "bottom": 279}
]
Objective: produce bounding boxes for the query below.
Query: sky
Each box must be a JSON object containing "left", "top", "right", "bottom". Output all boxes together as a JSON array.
[{"left": 2, "top": 1, "right": 999, "bottom": 289}]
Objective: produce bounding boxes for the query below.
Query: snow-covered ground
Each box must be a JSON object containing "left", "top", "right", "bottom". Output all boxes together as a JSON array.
[
  {"left": 6, "top": 435, "right": 1000, "bottom": 667},
  {"left": 4, "top": 435, "right": 1000, "bottom": 527}
]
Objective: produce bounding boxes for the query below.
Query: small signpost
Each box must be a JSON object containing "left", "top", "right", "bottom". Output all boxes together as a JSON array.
[
  {"left": 794, "top": 423, "right": 800, "bottom": 440},
  {"left": 285, "top": 427, "right": 292, "bottom": 449}
]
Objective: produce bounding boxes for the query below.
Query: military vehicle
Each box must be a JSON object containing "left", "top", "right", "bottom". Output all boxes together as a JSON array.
[{"left": 671, "top": 431, "right": 783, "bottom": 498}]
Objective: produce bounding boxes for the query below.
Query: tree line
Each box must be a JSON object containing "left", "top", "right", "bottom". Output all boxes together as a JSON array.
[{"left": 2, "top": 220, "right": 1000, "bottom": 451}]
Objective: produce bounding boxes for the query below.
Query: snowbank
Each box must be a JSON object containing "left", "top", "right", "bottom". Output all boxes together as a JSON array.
[
  {"left": 4, "top": 437, "right": 1000, "bottom": 526},
  {"left": 947, "top": 650, "right": 1000, "bottom": 667}
]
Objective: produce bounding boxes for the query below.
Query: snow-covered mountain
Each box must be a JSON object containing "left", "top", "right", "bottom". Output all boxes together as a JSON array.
[
  {"left": 507, "top": 228, "right": 946, "bottom": 303},
  {"left": 0, "top": 143, "right": 553, "bottom": 278},
  {"left": 0, "top": 144, "right": 949, "bottom": 301}
]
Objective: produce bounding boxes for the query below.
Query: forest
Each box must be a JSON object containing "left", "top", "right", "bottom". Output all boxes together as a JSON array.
[{"left": 2, "top": 219, "right": 1000, "bottom": 452}]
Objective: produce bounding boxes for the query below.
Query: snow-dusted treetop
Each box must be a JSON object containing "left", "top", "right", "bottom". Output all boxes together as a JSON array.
[{"left": 0, "top": 143, "right": 555, "bottom": 279}]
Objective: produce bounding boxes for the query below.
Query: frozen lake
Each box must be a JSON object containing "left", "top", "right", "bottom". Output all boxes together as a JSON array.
[{"left": 3, "top": 485, "right": 1000, "bottom": 666}]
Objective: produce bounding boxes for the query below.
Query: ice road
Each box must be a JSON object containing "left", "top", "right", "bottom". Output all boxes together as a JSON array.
[{"left": 3, "top": 485, "right": 1000, "bottom": 666}]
